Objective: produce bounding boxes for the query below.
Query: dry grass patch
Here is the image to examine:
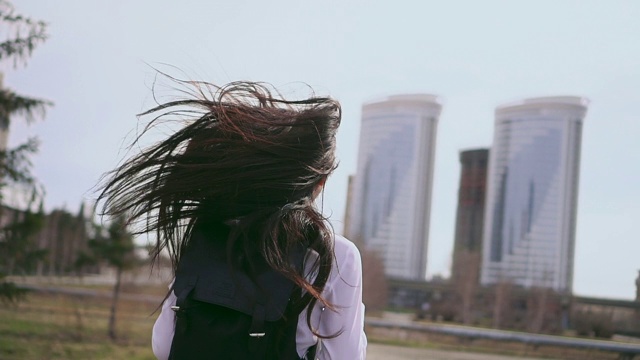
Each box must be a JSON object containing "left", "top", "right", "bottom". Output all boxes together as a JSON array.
[{"left": 0, "top": 291, "right": 159, "bottom": 360}]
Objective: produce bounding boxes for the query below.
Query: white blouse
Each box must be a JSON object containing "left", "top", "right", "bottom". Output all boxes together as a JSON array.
[{"left": 151, "top": 234, "right": 367, "bottom": 360}]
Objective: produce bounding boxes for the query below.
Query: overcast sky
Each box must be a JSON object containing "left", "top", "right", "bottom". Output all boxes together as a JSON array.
[{"left": 6, "top": 0, "right": 640, "bottom": 300}]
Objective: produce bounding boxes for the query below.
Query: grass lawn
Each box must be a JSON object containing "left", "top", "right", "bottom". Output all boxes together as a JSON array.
[
  {"left": 2, "top": 286, "right": 632, "bottom": 360},
  {"left": 0, "top": 290, "right": 159, "bottom": 360}
]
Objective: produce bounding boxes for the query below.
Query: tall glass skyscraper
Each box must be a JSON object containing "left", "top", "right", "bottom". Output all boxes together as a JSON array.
[
  {"left": 347, "top": 95, "right": 441, "bottom": 280},
  {"left": 481, "top": 96, "right": 589, "bottom": 292}
]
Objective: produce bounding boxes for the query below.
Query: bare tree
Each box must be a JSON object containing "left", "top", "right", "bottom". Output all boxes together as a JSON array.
[
  {"left": 360, "top": 245, "right": 388, "bottom": 313},
  {"left": 527, "top": 286, "right": 549, "bottom": 333},
  {"left": 452, "top": 250, "right": 480, "bottom": 325},
  {"left": 492, "top": 278, "right": 513, "bottom": 329}
]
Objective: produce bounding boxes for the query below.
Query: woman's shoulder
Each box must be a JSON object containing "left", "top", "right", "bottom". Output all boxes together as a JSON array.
[
  {"left": 333, "top": 234, "right": 361, "bottom": 264},
  {"left": 302, "top": 233, "right": 362, "bottom": 287},
  {"left": 328, "top": 234, "right": 362, "bottom": 286}
]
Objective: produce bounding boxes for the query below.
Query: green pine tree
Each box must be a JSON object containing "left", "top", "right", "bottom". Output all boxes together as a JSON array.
[{"left": 0, "top": 0, "right": 52, "bottom": 303}]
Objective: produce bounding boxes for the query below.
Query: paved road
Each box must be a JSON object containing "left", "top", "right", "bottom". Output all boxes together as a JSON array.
[{"left": 367, "top": 343, "right": 548, "bottom": 360}]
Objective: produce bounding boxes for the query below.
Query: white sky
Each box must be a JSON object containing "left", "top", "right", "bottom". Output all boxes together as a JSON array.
[{"left": 6, "top": 0, "right": 640, "bottom": 300}]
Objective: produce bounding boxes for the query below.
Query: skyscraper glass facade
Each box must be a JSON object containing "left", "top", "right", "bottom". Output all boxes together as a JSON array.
[
  {"left": 347, "top": 95, "right": 441, "bottom": 279},
  {"left": 481, "top": 97, "right": 588, "bottom": 292}
]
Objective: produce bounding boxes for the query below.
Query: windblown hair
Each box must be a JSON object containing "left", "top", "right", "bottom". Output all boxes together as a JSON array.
[{"left": 97, "top": 80, "right": 341, "bottom": 335}]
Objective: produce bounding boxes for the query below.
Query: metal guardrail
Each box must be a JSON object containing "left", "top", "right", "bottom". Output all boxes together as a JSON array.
[{"left": 366, "top": 318, "right": 640, "bottom": 359}]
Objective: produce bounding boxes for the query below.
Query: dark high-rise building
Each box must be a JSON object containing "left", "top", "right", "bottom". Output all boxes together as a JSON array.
[{"left": 451, "top": 148, "right": 489, "bottom": 283}]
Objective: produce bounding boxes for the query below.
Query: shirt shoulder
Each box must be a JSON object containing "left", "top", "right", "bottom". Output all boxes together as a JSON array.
[
  {"left": 327, "top": 234, "right": 362, "bottom": 289},
  {"left": 333, "top": 234, "right": 361, "bottom": 264}
]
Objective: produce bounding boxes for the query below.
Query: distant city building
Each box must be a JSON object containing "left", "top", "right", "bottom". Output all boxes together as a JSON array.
[
  {"left": 451, "top": 148, "right": 489, "bottom": 283},
  {"left": 481, "top": 96, "right": 588, "bottom": 292},
  {"left": 342, "top": 174, "right": 355, "bottom": 241},
  {"left": 347, "top": 95, "right": 441, "bottom": 279},
  {"left": 636, "top": 270, "right": 640, "bottom": 302}
]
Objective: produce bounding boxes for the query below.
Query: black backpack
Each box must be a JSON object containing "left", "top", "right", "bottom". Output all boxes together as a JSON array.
[{"left": 168, "top": 224, "right": 317, "bottom": 360}]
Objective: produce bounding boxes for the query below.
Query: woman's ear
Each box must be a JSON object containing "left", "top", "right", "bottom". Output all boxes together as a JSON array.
[
  {"left": 318, "top": 176, "right": 327, "bottom": 188},
  {"left": 312, "top": 177, "right": 328, "bottom": 200}
]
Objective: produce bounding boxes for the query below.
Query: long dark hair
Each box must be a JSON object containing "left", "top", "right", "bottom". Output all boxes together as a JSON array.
[{"left": 97, "top": 80, "right": 341, "bottom": 335}]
